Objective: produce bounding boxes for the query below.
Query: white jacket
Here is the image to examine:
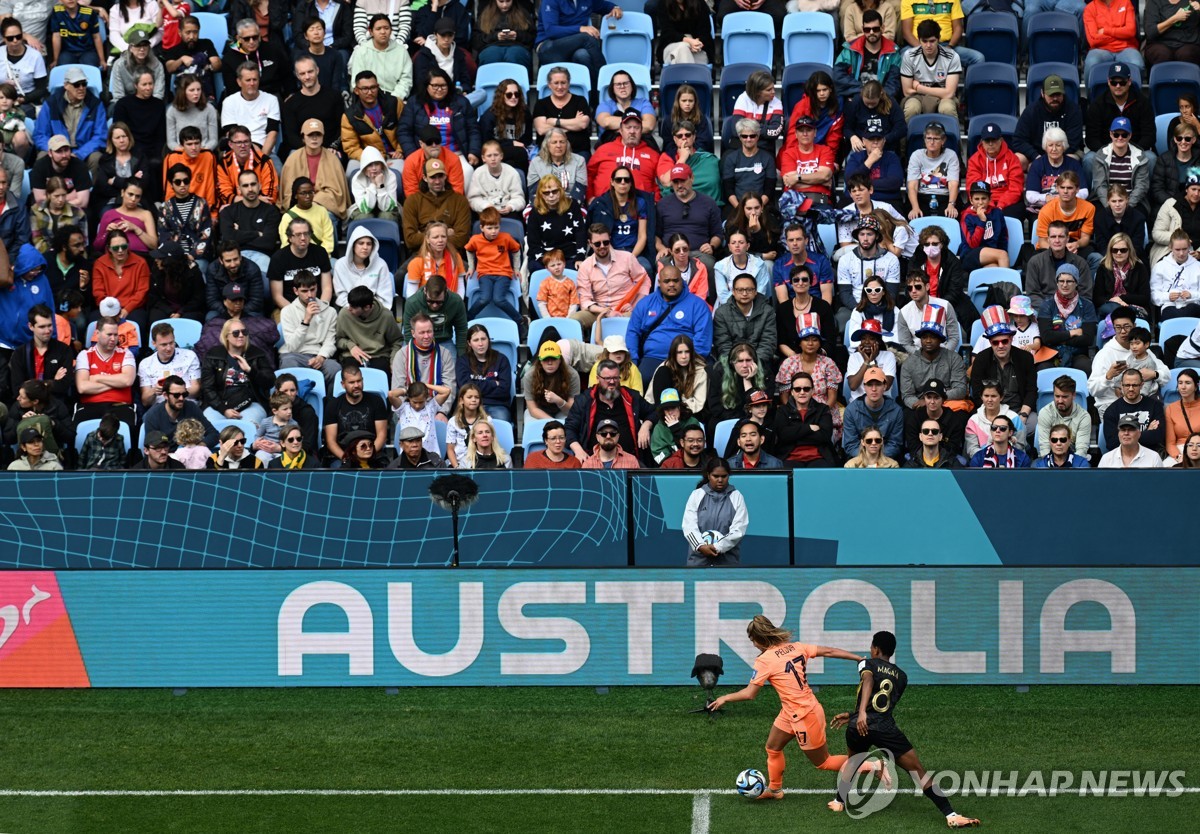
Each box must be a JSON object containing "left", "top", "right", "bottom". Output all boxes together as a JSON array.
[
  {"left": 333, "top": 225, "right": 395, "bottom": 310},
  {"left": 350, "top": 146, "right": 400, "bottom": 217},
  {"left": 467, "top": 162, "right": 526, "bottom": 214},
  {"left": 280, "top": 297, "right": 337, "bottom": 359},
  {"left": 1150, "top": 254, "right": 1200, "bottom": 314}
]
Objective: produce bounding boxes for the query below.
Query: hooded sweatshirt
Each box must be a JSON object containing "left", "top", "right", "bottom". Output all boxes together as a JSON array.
[
  {"left": 334, "top": 301, "right": 403, "bottom": 364},
  {"left": 966, "top": 141, "right": 1024, "bottom": 210},
  {"left": 0, "top": 245, "right": 52, "bottom": 349},
  {"left": 333, "top": 226, "right": 395, "bottom": 310},
  {"left": 683, "top": 483, "right": 748, "bottom": 567},
  {"left": 836, "top": 245, "right": 901, "bottom": 309},
  {"left": 350, "top": 146, "right": 401, "bottom": 219}
]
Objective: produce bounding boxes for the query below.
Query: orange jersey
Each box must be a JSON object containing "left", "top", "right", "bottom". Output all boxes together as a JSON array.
[
  {"left": 750, "top": 641, "right": 822, "bottom": 718},
  {"left": 465, "top": 232, "right": 519, "bottom": 277}
]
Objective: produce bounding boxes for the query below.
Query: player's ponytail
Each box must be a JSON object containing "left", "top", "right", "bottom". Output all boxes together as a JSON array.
[{"left": 747, "top": 615, "right": 791, "bottom": 646}]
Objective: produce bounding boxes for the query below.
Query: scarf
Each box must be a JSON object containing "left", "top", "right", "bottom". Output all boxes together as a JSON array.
[
  {"left": 982, "top": 445, "right": 1016, "bottom": 469},
  {"left": 409, "top": 342, "right": 443, "bottom": 385},
  {"left": 1054, "top": 290, "right": 1079, "bottom": 322},
  {"left": 1112, "top": 262, "right": 1129, "bottom": 297},
  {"left": 280, "top": 450, "right": 307, "bottom": 469},
  {"left": 423, "top": 247, "right": 455, "bottom": 289},
  {"left": 862, "top": 301, "right": 895, "bottom": 333}
]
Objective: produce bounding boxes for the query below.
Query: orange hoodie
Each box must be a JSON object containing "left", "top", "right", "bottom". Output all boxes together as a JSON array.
[{"left": 1083, "top": 0, "right": 1139, "bottom": 54}]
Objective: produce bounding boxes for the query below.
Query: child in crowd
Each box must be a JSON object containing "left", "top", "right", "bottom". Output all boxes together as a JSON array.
[
  {"left": 743, "top": 388, "right": 777, "bottom": 452},
  {"left": 0, "top": 83, "right": 29, "bottom": 159},
  {"left": 56, "top": 289, "right": 84, "bottom": 352},
  {"left": 78, "top": 414, "right": 126, "bottom": 470},
  {"left": 254, "top": 392, "right": 293, "bottom": 464},
  {"left": 395, "top": 380, "right": 440, "bottom": 457},
  {"left": 172, "top": 418, "right": 211, "bottom": 469},
  {"left": 535, "top": 249, "right": 579, "bottom": 319},
  {"left": 1125, "top": 326, "right": 1170, "bottom": 398},
  {"left": 650, "top": 388, "right": 701, "bottom": 465},
  {"left": 465, "top": 206, "right": 522, "bottom": 325},
  {"left": 959, "top": 181, "right": 1009, "bottom": 270},
  {"left": 1007, "top": 295, "right": 1042, "bottom": 354},
  {"left": 445, "top": 382, "right": 488, "bottom": 469}
]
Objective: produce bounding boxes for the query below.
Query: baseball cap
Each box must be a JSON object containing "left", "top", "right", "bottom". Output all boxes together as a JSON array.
[
  {"left": 301, "top": 118, "right": 324, "bottom": 136},
  {"left": 418, "top": 125, "right": 442, "bottom": 145},
  {"left": 223, "top": 283, "right": 247, "bottom": 300},
  {"left": 126, "top": 29, "right": 151, "bottom": 46},
  {"left": 148, "top": 240, "right": 185, "bottom": 260},
  {"left": 1043, "top": 75, "right": 1065, "bottom": 96},
  {"left": 47, "top": 134, "right": 71, "bottom": 151},
  {"left": 433, "top": 17, "right": 456, "bottom": 35},
  {"left": 1117, "top": 414, "right": 1140, "bottom": 429},
  {"left": 18, "top": 427, "right": 42, "bottom": 444},
  {"left": 1110, "top": 116, "right": 1132, "bottom": 134},
  {"left": 143, "top": 430, "right": 171, "bottom": 448},
  {"left": 981, "top": 122, "right": 1003, "bottom": 140},
  {"left": 99, "top": 297, "right": 121, "bottom": 317},
  {"left": 603, "top": 334, "right": 629, "bottom": 354},
  {"left": 537, "top": 340, "right": 562, "bottom": 360},
  {"left": 670, "top": 163, "right": 692, "bottom": 181},
  {"left": 425, "top": 158, "right": 446, "bottom": 176},
  {"left": 397, "top": 426, "right": 425, "bottom": 441},
  {"left": 918, "top": 379, "right": 947, "bottom": 398},
  {"left": 794, "top": 114, "right": 817, "bottom": 129},
  {"left": 63, "top": 67, "right": 87, "bottom": 85},
  {"left": 620, "top": 108, "right": 642, "bottom": 124},
  {"left": 658, "top": 388, "right": 682, "bottom": 406},
  {"left": 863, "top": 123, "right": 886, "bottom": 138},
  {"left": 863, "top": 367, "right": 888, "bottom": 385},
  {"left": 746, "top": 388, "right": 771, "bottom": 406},
  {"left": 596, "top": 418, "right": 620, "bottom": 434},
  {"left": 1109, "top": 63, "right": 1131, "bottom": 80},
  {"left": 969, "top": 180, "right": 991, "bottom": 194}
]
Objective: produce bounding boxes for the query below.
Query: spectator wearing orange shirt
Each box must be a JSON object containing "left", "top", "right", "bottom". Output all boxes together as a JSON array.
[
  {"left": 464, "top": 207, "right": 521, "bottom": 325},
  {"left": 1036, "top": 171, "right": 1096, "bottom": 262},
  {"left": 401, "top": 126, "right": 466, "bottom": 197}
]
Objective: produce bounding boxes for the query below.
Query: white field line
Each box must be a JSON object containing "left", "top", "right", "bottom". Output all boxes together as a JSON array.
[
  {"left": 690, "top": 791, "right": 711, "bottom": 834},
  {"left": 0, "top": 788, "right": 1198, "bottom": 798}
]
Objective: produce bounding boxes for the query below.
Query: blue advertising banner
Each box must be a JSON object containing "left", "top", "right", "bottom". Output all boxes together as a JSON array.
[{"left": 7, "top": 568, "right": 1188, "bottom": 688}]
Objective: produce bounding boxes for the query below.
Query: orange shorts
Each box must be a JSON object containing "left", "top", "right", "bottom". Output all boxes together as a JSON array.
[{"left": 773, "top": 701, "right": 827, "bottom": 750}]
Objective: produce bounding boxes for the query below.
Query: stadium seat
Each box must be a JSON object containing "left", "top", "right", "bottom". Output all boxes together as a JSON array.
[
  {"left": 207, "top": 418, "right": 257, "bottom": 445},
  {"left": 620, "top": 0, "right": 646, "bottom": 11},
  {"left": 527, "top": 316, "right": 583, "bottom": 350},
  {"left": 527, "top": 268, "right": 579, "bottom": 319},
  {"left": 346, "top": 219, "right": 402, "bottom": 275},
  {"left": 965, "top": 11, "right": 1019, "bottom": 66},
  {"left": 817, "top": 223, "right": 837, "bottom": 257},
  {"left": 1163, "top": 367, "right": 1195, "bottom": 405},
  {"left": 395, "top": 418, "right": 448, "bottom": 458},
  {"left": 1026, "top": 63, "right": 1079, "bottom": 109},
  {"left": 905, "top": 114, "right": 960, "bottom": 158},
  {"left": 1156, "top": 317, "right": 1200, "bottom": 351},
  {"left": 536, "top": 63, "right": 590, "bottom": 100},
  {"left": 85, "top": 319, "right": 142, "bottom": 349},
  {"left": 274, "top": 367, "right": 326, "bottom": 425},
  {"left": 782, "top": 13, "right": 836, "bottom": 66},
  {"left": 332, "top": 366, "right": 389, "bottom": 401},
  {"left": 1035, "top": 367, "right": 1087, "bottom": 413},
  {"left": 74, "top": 418, "right": 132, "bottom": 456},
  {"left": 968, "top": 267, "right": 1022, "bottom": 313},
  {"left": 712, "top": 418, "right": 736, "bottom": 456},
  {"left": 1157, "top": 113, "right": 1179, "bottom": 156},
  {"left": 48, "top": 64, "right": 102, "bottom": 97},
  {"left": 149, "top": 317, "right": 202, "bottom": 349},
  {"left": 1088, "top": 61, "right": 1142, "bottom": 104},
  {"left": 964, "top": 62, "right": 1019, "bottom": 118},
  {"left": 469, "top": 217, "right": 525, "bottom": 251},
  {"left": 1026, "top": 12, "right": 1081, "bottom": 67},
  {"left": 781, "top": 62, "right": 834, "bottom": 115},
  {"left": 1005, "top": 216, "right": 1025, "bottom": 267},
  {"left": 965, "top": 318, "right": 984, "bottom": 356},
  {"left": 966, "top": 114, "right": 1017, "bottom": 157},
  {"left": 522, "top": 417, "right": 552, "bottom": 454},
  {"left": 491, "top": 418, "right": 516, "bottom": 455},
  {"left": 601, "top": 12, "right": 654, "bottom": 67},
  {"left": 468, "top": 317, "right": 520, "bottom": 398},
  {"left": 594, "top": 315, "right": 629, "bottom": 344},
  {"left": 466, "top": 274, "right": 520, "bottom": 321},
  {"left": 193, "top": 12, "right": 228, "bottom": 52},
  {"left": 721, "top": 12, "right": 774, "bottom": 66},
  {"left": 660, "top": 64, "right": 714, "bottom": 127},
  {"left": 719, "top": 63, "right": 770, "bottom": 120},
  {"left": 910, "top": 216, "right": 962, "bottom": 254},
  {"left": 597, "top": 63, "right": 651, "bottom": 101},
  {"left": 1150, "top": 62, "right": 1200, "bottom": 122},
  {"left": 471, "top": 63, "right": 530, "bottom": 109}
]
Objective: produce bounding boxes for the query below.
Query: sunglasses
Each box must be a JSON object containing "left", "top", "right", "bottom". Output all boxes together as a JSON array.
[
  {"left": 504, "top": 91, "right": 520, "bottom": 99},
  {"left": 285, "top": 436, "right": 303, "bottom": 442},
  {"left": 991, "top": 337, "right": 1011, "bottom": 346},
  {"left": 231, "top": 438, "right": 246, "bottom": 446},
  {"left": 4, "top": 34, "right": 22, "bottom": 41},
  {"left": 864, "top": 287, "right": 885, "bottom": 294},
  {"left": 109, "top": 243, "right": 129, "bottom": 252},
  {"left": 593, "top": 240, "right": 611, "bottom": 247},
  {"left": 1109, "top": 78, "right": 1128, "bottom": 86},
  {"left": 992, "top": 425, "right": 1011, "bottom": 432},
  {"left": 230, "top": 329, "right": 247, "bottom": 336},
  {"left": 1111, "top": 132, "right": 1130, "bottom": 139},
  {"left": 920, "top": 428, "right": 941, "bottom": 435},
  {"left": 1178, "top": 136, "right": 1197, "bottom": 143},
  {"left": 792, "top": 385, "right": 813, "bottom": 392},
  {"left": 67, "top": 80, "right": 88, "bottom": 88},
  {"left": 1110, "top": 246, "right": 1129, "bottom": 253},
  {"left": 542, "top": 189, "right": 561, "bottom": 196},
  {"left": 172, "top": 178, "right": 191, "bottom": 185},
  {"left": 1050, "top": 437, "right": 1070, "bottom": 444},
  {"left": 739, "top": 134, "right": 757, "bottom": 139},
  {"left": 597, "top": 431, "right": 619, "bottom": 438},
  {"left": 862, "top": 26, "right": 881, "bottom": 33},
  {"left": 242, "top": 34, "right": 260, "bottom": 41},
  {"left": 612, "top": 176, "right": 632, "bottom": 184},
  {"left": 862, "top": 438, "right": 882, "bottom": 445},
  {"left": 674, "top": 132, "right": 693, "bottom": 139}
]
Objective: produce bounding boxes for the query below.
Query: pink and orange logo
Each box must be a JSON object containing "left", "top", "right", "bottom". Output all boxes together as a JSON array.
[{"left": 0, "top": 572, "right": 89, "bottom": 687}]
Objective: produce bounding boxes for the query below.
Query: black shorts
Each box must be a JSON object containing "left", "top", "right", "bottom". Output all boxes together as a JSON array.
[{"left": 845, "top": 721, "right": 913, "bottom": 758}]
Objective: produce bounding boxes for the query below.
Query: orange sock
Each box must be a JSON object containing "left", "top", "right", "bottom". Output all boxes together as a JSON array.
[
  {"left": 765, "top": 747, "right": 786, "bottom": 790},
  {"left": 817, "top": 754, "right": 848, "bottom": 772}
]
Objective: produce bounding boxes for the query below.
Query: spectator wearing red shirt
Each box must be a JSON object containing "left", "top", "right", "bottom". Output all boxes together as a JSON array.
[
  {"left": 778, "top": 116, "right": 836, "bottom": 205},
  {"left": 1082, "top": 0, "right": 1145, "bottom": 82},
  {"left": 965, "top": 122, "right": 1025, "bottom": 218},
  {"left": 586, "top": 110, "right": 660, "bottom": 201}
]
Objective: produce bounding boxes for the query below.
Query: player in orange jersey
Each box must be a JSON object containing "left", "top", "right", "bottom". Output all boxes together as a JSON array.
[{"left": 708, "top": 615, "right": 891, "bottom": 800}]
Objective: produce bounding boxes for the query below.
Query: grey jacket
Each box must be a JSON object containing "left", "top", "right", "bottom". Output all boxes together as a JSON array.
[
  {"left": 1024, "top": 250, "right": 1093, "bottom": 309},
  {"left": 899, "top": 347, "right": 969, "bottom": 408},
  {"left": 712, "top": 294, "right": 778, "bottom": 367},
  {"left": 1091, "top": 143, "right": 1154, "bottom": 211}
]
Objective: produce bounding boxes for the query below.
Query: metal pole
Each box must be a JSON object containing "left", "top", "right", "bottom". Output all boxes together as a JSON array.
[{"left": 451, "top": 499, "right": 460, "bottom": 568}]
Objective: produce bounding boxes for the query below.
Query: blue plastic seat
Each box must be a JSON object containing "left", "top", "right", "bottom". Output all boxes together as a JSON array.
[
  {"left": 471, "top": 63, "right": 530, "bottom": 108},
  {"left": 48, "top": 64, "right": 102, "bottom": 97},
  {"left": 597, "top": 63, "right": 651, "bottom": 101},
  {"left": 905, "top": 113, "right": 961, "bottom": 157},
  {"left": 74, "top": 419, "right": 133, "bottom": 456},
  {"left": 719, "top": 63, "right": 770, "bottom": 120},
  {"left": 1156, "top": 317, "right": 1200, "bottom": 351},
  {"left": 782, "top": 12, "right": 836, "bottom": 66},
  {"left": 536, "top": 63, "right": 591, "bottom": 100},
  {"left": 965, "top": 62, "right": 1019, "bottom": 118},
  {"left": 346, "top": 219, "right": 402, "bottom": 275},
  {"left": 207, "top": 418, "right": 258, "bottom": 445},
  {"left": 148, "top": 317, "right": 202, "bottom": 350},
  {"left": 817, "top": 223, "right": 837, "bottom": 258},
  {"left": 491, "top": 419, "right": 516, "bottom": 456},
  {"left": 1157, "top": 113, "right": 1179, "bottom": 156},
  {"left": 332, "top": 367, "right": 389, "bottom": 401},
  {"left": 1026, "top": 63, "right": 1079, "bottom": 109},
  {"left": 781, "top": 62, "right": 834, "bottom": 115},
  {"left": 1087, "top": 61, "right": 1142, "bottom": 104},
  {"left": 968, "top": 267, "right": 1022, "bottom": 313},
  {"left": 192, "top": 12, "right": 228, "bottom": 52},
  {"left": 522, "top": 417, "right": 552, "bottom": 455},
  {"left": 527, "top": 317, "right": 583, "bottom": 350},
  {"left": 594, "top": 316, "right": 629, "bottom": 344},
  {"left": 712, "top": 419, "right": 735, "bottom": 456},
  {"left": 966, "top": 114, "right": 1018, "bottom": 158},
  {"left": 1026, "top": 12, "right": 1081, "bottom": 67},
  {"left": 1150, "top": 62, "right": 1200, "bottom": 122},
  {"left": 274, "top": 367, "right": 326, "bottom": 425},
  {"left": 85, "top": 319, "right": 143, "bottom": 350},
  {"left": 966, "top": 11, "right": 1019, "bottom": 66},
  {"left": 721, "top": 12, "right": 775, "bottom": 66},
  {"left": 1005, "top": 216, "right": 1025, "bottom": 267},
  {"left": 1035, "top": 368, "right": 1087, "bottom": 413},
  {"left": 468, "top": 316, "right": 519, "bottom": 389},
  {"left": 527, "top": 268, "right": 579, "bottom": 319},
  {"left": 660, "top": 64, "right": 714, "bottom": 127},
  {"left": 601, "top": 12, "right": 654, "bottom": 67}
]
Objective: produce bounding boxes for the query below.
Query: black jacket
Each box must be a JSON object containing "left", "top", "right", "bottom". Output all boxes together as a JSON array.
[
  {"left": 478, "top": 107, "right": 534, "bottom": 172},
  {"left": 903, "top": 405, "right": 968, "bottom": 458},
  {"left": 1093, "top": 261, "right": 1152, "bottom": 313},
  {"left": 969, "top": 345, "right": 1037, "bottom": 412},
  {"left": 772, "top": 398, "right": 836, "bottom": 464},
  {"left": 9, "top": 340, "right": 76, "bottom": 403},
  {"left": 292, "top": 0, "right": 357, "bottom": 53},
  {"left": 398, "top": 93, "right": 480, "bottom": 158},
  {"left": 903, "top": 446, "right": 961, "bottom": 468},
  {"left": 1085, "top": 89, "right": 1155, "bottom": 153},
  {"left": 146, "top": 261, "right": 207, "bottom": 324},
  {"left": 199, "top": 345, "right": 275, "bottom": 413},
  {"left": 907, "top": 249, "right": 976, "bottom": 326}
]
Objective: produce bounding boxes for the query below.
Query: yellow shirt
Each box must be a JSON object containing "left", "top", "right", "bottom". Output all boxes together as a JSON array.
[{"left": 901, "top": 0, "right": 964, "bottom": 43}]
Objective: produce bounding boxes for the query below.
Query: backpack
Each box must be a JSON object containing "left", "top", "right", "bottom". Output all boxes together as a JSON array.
[{"left": 982, "top": 281, "right": 1020, "bottom": 310}]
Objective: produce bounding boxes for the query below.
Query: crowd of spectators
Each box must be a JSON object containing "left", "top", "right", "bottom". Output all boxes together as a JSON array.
[{"left": 2, "top": 0, "right": 1200, "bottom": 473}]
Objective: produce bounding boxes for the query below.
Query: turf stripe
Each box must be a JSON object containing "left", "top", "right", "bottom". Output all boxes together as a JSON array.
[
  {"left": 690, "top": 791, "right": 711, "bottom": 834},
  {"left": 0, "top": 788, "right": 1197, "bottom": 797}
]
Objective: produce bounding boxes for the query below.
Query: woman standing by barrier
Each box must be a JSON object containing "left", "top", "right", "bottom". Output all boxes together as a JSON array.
[{"left": 682, "top": 458, "right": 748, "bottom": 567}]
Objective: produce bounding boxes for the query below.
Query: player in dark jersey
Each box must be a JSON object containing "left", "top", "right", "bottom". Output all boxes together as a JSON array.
[{"left": 829, "top": 631, "right": 980, "bottom": 829}]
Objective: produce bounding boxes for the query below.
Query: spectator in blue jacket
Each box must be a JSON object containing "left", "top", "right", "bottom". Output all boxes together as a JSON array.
[
  {"left": 535, "top": 0, "right": 621, "bottom": 87},
  {"left": 0, "top": 242, "right": 47, "bottom": 403},
  {"left": 842, "top": 365, "right": 905, "bottom": 459},
  {"left": 626, "top": 265, "right": 712, "bottom": 380},
  {"left": 33, "top": 66, "right": 107, "bottom": 164},
  {"left": 843, "top": 124, "right": 904, "bottom": 204},
  {"left": 833, "top": 10, "right": 903, "bottom": 100},
  {"left": 0, "top": 168, "right": 29, "bottom": 254},
  {"left": 843, "top": 81, "right": 906, "bottom": 155}
]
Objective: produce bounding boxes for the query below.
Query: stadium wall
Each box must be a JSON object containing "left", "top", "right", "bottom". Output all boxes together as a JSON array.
[{"left": 1, "top": 568, "right": 1193, "bottom": 687}]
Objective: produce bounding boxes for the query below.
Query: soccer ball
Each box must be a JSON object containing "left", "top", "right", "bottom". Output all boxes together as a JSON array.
[{"left": 736, "top": 768, "right": 766, "bottom": 798}]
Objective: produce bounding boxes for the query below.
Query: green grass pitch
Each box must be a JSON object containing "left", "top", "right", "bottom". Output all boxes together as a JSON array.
[{"left": 0, "top": 685, "right": 1194, "bottom": 832}]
